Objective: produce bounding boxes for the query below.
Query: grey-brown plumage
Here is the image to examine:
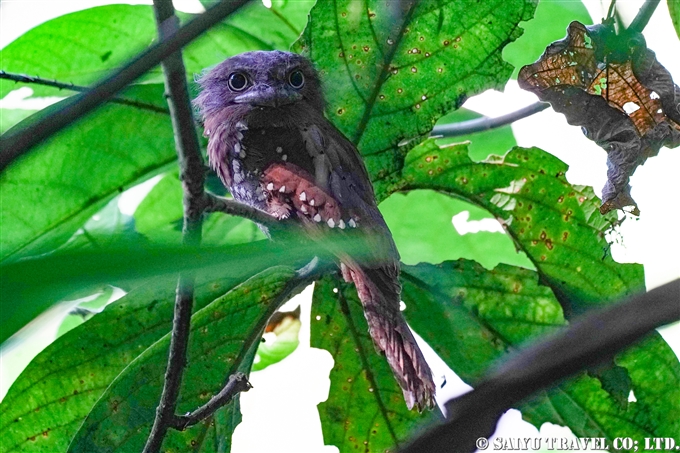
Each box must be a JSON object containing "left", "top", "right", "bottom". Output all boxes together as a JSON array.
[{"left": 194, "top": 51, "right": 435, "bottom": 410}]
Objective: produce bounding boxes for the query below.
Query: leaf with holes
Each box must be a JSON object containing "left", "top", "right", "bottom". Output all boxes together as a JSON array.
[
  {"left": 311, "top": 276, "right": 442, "bottom": 452},
  {"left": 518, "top": 21, "right": 680, "bottom": 214},
  {"left": 378, "top": 140, "right": 644, "bottom": 315},
  {"left": 401, "top": 260, "right": 680, "bottom": 443},
  {"left": 294, "top": 0, "right": 537, "bottom": 182},
  {"left": 67, "top": 266, "right": 301, "bottom": 453}
]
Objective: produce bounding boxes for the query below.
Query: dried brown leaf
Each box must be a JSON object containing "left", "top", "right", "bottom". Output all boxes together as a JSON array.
[{"left": 519, "top": 21, "right": 680, "bottom": 214}]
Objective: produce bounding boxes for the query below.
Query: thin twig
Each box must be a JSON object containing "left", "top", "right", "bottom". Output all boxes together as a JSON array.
[
  {"left": 0, "top": 0, "right": 251, "bottom": 173},
  {"left": 0, "top": 71, "right": 169, "bottom": 114},
  {"left": 400, "top": 278, "right": 680, "bottom": 453},
  {"left": 171, "top": 373, "right": 253, "bottom": 430},
  {"left": 143, "top": 0, "right": 208, "bottom": 451},
  {"left": 430, "top": 102, "right": 549, "bottom": 138},
  {"left": 628, "top": 0, "right": 660, "bottom": 34},
  {"left": 169, "top": 257, "right": 330, "bottom": 431}
]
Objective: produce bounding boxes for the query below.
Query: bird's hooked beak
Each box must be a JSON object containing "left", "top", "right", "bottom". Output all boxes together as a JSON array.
[{"left": 234, "top": 85, "right": 302, "bottom": 108}]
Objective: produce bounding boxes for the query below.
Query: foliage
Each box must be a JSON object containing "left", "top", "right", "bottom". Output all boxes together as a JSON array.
[{"left": 1, "top": 1, "right": 678, "bottom": 453}]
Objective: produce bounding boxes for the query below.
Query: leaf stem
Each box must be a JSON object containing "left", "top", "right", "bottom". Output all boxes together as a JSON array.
[
  {"left": 430, "top": 102, "right": 549, "bottom": 138},
  {"left": 0, "top": 71, "right": 169, "bottom": 114}
]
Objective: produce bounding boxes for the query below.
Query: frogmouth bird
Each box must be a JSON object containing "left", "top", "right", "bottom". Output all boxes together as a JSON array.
[{"left": 194, "top": 51, "right": 435, "bottom": 410}]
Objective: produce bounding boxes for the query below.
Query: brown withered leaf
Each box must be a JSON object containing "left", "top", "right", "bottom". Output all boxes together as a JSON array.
[{"left": 519, "top": 21, "right": 680, "bottom": 215}]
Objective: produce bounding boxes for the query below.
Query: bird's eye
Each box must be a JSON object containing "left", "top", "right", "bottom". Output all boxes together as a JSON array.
[
  {"left": 228, "top": 72, "right": 248, "bottom": 91},
  {"left": 288, "top": 70, "right": 305, "bottom": 89}
]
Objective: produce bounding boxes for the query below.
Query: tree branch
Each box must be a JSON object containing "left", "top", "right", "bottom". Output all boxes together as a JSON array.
[
  {"left": 400, "top": 278, "right": 680, "bottom": 453},
  {"left": 143, "top": 1, "right": 209, "bottom": 451},
  {"left": 0, "top": 70, "right": 169, "bottom": 114},
  {"left": 628, "top": 0, "right": 660, "bottom": 34},
  {"left": 204, "top": 193, "right": 281, "bottom": 228},
  {"left": 430, "top": 102, "right": 549, "bottom": 138},
  {"left": 0, "top": 0, "right": 251, "bottom": 173}
]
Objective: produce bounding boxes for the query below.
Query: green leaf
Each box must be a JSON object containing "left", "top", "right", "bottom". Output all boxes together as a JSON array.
[
  {"left": 0, "top": 2, "right": 313, "bottom": 100},
  {"left": 502, "top": 0, "right": 592, "bottom": 78},
  {"left": 402, "top": 260, "right": 565, "bottom": 383},
  {"left": 0, "top": 84, "right": 174, "bottom": 263},
  {"left": 295, "top": 0, "right": 537, "bottom": 181},
  {"left": 522, "top": 334, "right": 680, "bottom": 441},
  {"left": 67, "top": 266, "right": 301, "bottom": 453},
  {"left": 0, "top": 238, "right": 326, "bottom": 345},
  {"left": 380, "top": 141, "right": 644, "bottom": 314},
  {"left": 0, "top": 271, "right": 255, "bottom": 453},
  {"left": 0, "top": 6, "right": 158, "bottom": 99},
  {"left": 402, "top": 261, "right": 680, "bottom": 443},
  {"left": 311, "top": 276, "right": 442, "bottom": 453},
  {"left": 380, "top": 190, "right": 533, "bottom": 269},
  {"left": 134, "top": 172, "right": 265, "bottom": 246},
  {"left": 186, "top": 0, "right": 315, "bottom": 72},
  {"left": 669, "top": 0, "right": 680, "bottom": 41}
]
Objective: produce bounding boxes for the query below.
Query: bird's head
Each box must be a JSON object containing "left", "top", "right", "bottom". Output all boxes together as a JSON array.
[{"left": 194, "top": 51, "right": 325, "bottom": 119}]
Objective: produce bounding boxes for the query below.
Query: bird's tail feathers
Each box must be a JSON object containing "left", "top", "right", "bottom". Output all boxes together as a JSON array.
[{"left": 341, "top": 263, "right": 436, "bottom": 411}]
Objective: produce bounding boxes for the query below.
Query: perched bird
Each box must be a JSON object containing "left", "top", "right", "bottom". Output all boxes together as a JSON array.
[{"left": 194, "top": 50, "right": 435, "bottom": 410}]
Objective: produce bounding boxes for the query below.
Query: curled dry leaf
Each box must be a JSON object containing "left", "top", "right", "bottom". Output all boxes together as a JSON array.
[{"left": 519, "top": 21, "right": 680, "bottom": 215}]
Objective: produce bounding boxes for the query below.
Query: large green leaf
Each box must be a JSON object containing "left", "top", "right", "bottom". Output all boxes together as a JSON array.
[
  {"left": 380, "top": 106, "right": 533, "bottom": 269},
  {"left": 0, "top": 3, "right": 313, "bottom": 100},
  {"left": 402, "top": 261, "right": 680, "bottom": 443},
  {"left": 0, "top": 83, "right": 174, "bottom": 262},
  {"left": 379, "top": 141, "right": 644, "bottom": 314},
  {"left": 520, "top": 335, "right": 680, "bottom": 442},
  {"left": 67, "top": 266, "right": 301, "bottom": 453},
  {"left": 311, "top": 276, "right": 442, "bottom": 453},
  {"left": 402, "top": 260, "right": 565, "bottom": 383},
  {"left": 0, "top": 237, "right": 328, "bottom": 346},
  {"left": 295, "top": 0, "right": 537, "bottom": 181},
  {"left": 0, "top": 271, "right": 255, "bottom": 453}
]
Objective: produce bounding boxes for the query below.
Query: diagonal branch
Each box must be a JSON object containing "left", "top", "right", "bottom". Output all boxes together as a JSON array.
[
  {"left": 400, "top": 278, "right": 680, "bottom": 453},
  {"left": 0, "top": 70, "right": 169, "bottom": 114},
  {"left": 143, "top": 1, "right": 210, "bottom": 451},
  {"left": 0, "top": 0, "right": 251, "bottom": 173}
]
